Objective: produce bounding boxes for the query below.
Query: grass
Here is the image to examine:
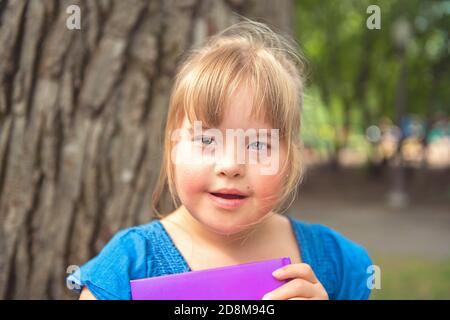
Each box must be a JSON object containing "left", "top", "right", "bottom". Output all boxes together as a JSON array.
[{"left": 369, "top": 256, "right": 450, "bottom": 300}]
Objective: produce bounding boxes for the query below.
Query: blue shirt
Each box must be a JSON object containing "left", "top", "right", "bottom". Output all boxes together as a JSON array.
[{"left": 66, "top": 216, "right": 373, "bottom": 300}]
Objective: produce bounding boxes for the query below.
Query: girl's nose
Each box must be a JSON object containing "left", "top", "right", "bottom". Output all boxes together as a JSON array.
[{"left": 214, "top": 150, "right": 245, "bottom": 178}]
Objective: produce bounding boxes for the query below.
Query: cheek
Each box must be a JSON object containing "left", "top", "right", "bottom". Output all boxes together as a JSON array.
[
  {"left": 251, "top": 171, "right": 283, "bottom": 202},
  {"left": 250, "top": 148, "right": 287, "bottom": 202},
  {"left": 172, "top": 138, "right": 211, "bottom": 196},
  {"left": 175, "top": 163, "right": 210, "bottom": 196}
]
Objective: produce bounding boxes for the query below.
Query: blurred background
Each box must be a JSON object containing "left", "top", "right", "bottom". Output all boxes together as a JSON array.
[
  {"left": 0, "top": 0, "right": 448, "bottom": 299},
  {"left": 293, "top": 0, "right": 450, "bottom": 300}
]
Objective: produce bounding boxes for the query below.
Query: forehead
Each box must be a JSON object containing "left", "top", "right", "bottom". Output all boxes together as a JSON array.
[
  {"left": 225, "top": 86, "right": 276, "bottom": 131},
  {"left": 183, "top": 85, "right": 273, "bottom": 131}
]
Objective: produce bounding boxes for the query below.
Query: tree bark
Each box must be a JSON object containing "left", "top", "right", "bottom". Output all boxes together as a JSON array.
[{"left": 0, "top": 0, "right": 294, "bottom": 300}]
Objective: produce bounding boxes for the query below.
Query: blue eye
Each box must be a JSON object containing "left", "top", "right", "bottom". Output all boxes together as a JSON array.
[
  {"left": 248, "top": 141, "right": 268, "bottom": 150},
  {"left": 195, "top": 136, "right": 214, "bottom": 145}
]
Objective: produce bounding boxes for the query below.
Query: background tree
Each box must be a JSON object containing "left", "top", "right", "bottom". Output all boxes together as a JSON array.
[{"left": 0, "top": 0, "right": 295, "bottom": 299}]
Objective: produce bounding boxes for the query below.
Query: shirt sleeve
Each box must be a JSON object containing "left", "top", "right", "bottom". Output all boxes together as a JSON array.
[
  {"left": 313, "top": 224, "right": 373, "bottom": 300},
  {"left": 66, "top": 228, "right": 148, "bottom": 300}
]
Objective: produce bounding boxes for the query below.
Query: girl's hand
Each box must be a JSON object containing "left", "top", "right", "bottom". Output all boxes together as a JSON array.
[{"left": 262, "top": 263, "right": 329, "bottom": 300}]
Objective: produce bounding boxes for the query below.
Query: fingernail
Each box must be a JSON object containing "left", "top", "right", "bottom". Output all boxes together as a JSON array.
[{"left": 272, "top": 269, "right": 282, "bottom": 277}]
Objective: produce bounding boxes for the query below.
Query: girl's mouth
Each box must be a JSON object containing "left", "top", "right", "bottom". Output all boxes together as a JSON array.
[
  {"left": 210, "top": 192, "right": 246, "bottom": 199},
  {"left": 207, "top": 192, "right": 248, "bottom": 210}
]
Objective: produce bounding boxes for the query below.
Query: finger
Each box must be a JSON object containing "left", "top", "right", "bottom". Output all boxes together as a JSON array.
[
  {"left": 272, "top": 263, "right": 318, "bottom": 283},
  {"left": 288, "top": 297, "right": 309, "bottom": 300},
  {"left": 262, "top": 278, "right": 315, "bottom": 300}
]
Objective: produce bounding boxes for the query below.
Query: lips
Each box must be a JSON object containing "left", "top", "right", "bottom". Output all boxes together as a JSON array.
[
  {"left": 209, "top": 192, "right": 246, "bottom": 200},
  {"left": 209, "top": 188, "right": 248, "bottom": 197},
  {"left": 207, "top": 188, "right": 249, "bottom": 210}
]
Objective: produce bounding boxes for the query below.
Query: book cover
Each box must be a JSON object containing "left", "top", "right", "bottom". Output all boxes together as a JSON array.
[{"left": 130, "top": 257, "right": 291, "bottom": 300}]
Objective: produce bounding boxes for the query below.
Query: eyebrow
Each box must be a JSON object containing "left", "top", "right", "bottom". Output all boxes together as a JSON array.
[
  {"left": 188, "top": 127, "right": 275, "bottom": 137},
  {"left": 188, "top": 126, "right": 211, "bottom": 134}
]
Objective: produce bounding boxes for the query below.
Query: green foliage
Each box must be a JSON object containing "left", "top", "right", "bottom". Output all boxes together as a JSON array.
[{"left": 295, "top": 0, "right": 449, "bottom": 143}]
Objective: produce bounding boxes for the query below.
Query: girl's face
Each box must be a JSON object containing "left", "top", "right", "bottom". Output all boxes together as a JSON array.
[{"left": 173, "top": 85, "right": 287, "bottom": 235}]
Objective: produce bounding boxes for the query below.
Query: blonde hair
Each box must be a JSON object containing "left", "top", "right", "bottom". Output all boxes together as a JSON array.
[{"left": 152, "top": 18, "right": 306, "bottom": 218}]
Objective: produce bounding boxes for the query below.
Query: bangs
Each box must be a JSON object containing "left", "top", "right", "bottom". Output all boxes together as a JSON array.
[{"left": 175, "top": 43, "right": 297, "bottom": 138}]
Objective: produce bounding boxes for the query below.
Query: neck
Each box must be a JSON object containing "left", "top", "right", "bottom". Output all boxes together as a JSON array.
[{"left": 166, "top": 205, "right": 277, "bottom": 251}]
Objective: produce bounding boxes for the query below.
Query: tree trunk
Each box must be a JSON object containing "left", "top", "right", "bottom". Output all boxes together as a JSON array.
[
  {"left": 0, "top": 0, "right": 294, "bottom": 300},
  {"left": 388, "top": 49, "right": 408, "bottom": 208}
]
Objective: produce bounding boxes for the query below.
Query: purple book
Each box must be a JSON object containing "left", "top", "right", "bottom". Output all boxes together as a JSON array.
[{"left": 130, "top": 257, "right": 291, "bottom": 300}]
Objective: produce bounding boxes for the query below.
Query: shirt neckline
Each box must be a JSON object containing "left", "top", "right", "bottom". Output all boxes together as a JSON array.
[{"left": 154, "top": 215, "right": 309, "bottom": 271}]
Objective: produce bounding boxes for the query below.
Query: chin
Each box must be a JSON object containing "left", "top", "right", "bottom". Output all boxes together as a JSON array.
[{"left": 203, "top": 216, "right": 254, "bottom": 235}]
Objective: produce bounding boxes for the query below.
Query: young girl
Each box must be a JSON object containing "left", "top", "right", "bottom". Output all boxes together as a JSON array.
[{"left": 67, "top": 19, "right": 372, "bottom": 300}]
